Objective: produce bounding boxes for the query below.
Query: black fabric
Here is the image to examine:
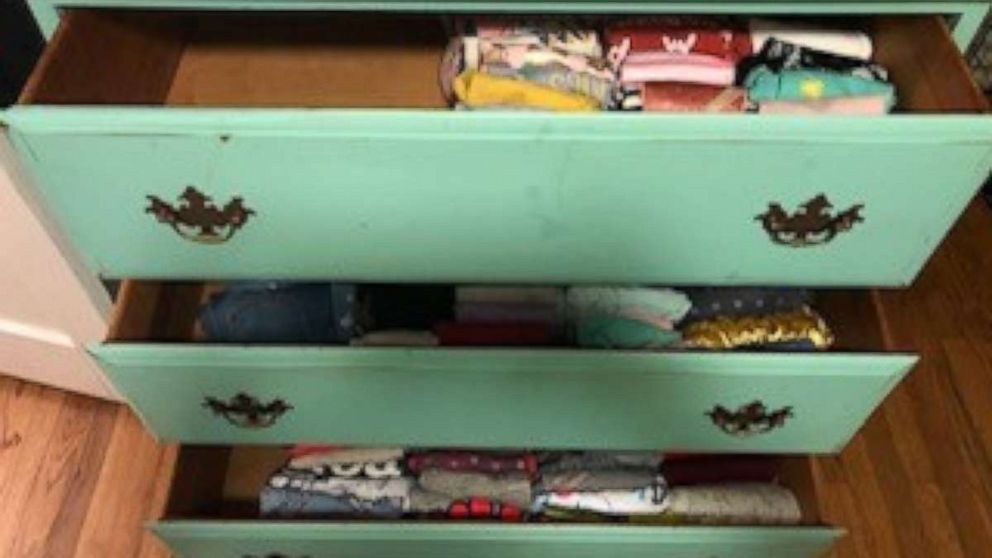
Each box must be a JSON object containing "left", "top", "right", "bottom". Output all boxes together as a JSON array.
[
  {"left": 0, "top": 0, "right": 43, "bottom": 106},
  {"left": 736, "top": 38, "right": 888, "bottom": 86}
]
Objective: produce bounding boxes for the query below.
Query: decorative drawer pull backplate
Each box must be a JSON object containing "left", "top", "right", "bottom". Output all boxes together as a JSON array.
[
  {"left": 146, "top": 185, "right": 254, "bottom": 244},
  {"left": 203, "top": 392, "right": 293, "bottom": 429},
  {"left": 756, "top": 194, "right": 864, "bottom": 247},
  {"left": 707, "top": 400, "right": 793, "bottom": 437}
]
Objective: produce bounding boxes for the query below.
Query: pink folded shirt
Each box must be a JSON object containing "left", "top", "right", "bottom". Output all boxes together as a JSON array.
[
  {"left": 620, "top": 52, "right": 736, "bottom": 87},
  {"left": 757, "top": 95, "right": 889, "bottom": 115}
]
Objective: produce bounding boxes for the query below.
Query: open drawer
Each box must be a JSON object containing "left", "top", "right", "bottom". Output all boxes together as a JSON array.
[
  {"left": 152, "top": 447, "right": 841, "bottom": 558},
  {"left": 2, "top": 10, "right": 990, "bottom": 285},
  {"left": 95, "top": 281, "right": 915, "bottom": 452}
]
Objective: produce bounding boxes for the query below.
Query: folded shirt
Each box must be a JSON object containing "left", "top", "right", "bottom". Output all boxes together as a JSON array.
[
  {"left": 758, "top": 95, "right": 890, "bottom": 115},
  {"left": 749, "top": 18, "right": 873, "bottom": 60},
  {"left": 417, "top": 469, "right": 533, "bottom": 509},
  {"left": 664, "top": 483, "right": 802, "bottom": 525},
  {"left": 540, "top": 451, "right": 664, "bottom": 473},
  {"left": 575, "top": 315, "right": 682, "bottom": 349},
  {"left": 264, "top": 467, "right": 412, "bottom": 514},
  {"left": 482, "top": 61, "right": 616, "bottom": 108},
  {"left": 744, "top": 67, "right": 895, "bottom": 107},
  {"left": 261, "top": 486, "right": 407, "bottom": 518},
  {"left": 606, "top": 17, "right": 753, "bottom": 62},
  {"left": 566, "top": 287, "right": 692, "bottom": 327},
  {"left": 741, "top": 37, "right": 888, "bottom": 82},
  {"left": 681, "top": 288, "right": 812, "bottom": 324},
  {"left": 407, "top": 451, "right": 539, "bottom": 478},
  {"left": 619, "top": 52, "right": 737, "bottom": 86},
  {"left": 533, "top": 484, "right": 670, "bottom": 516},
  {"left": 465, "top": 18, "right": 604, "bottom": 58},
  {"left": 454, "top": 70, "right": 600, "bottom": 111},
  {"left": 643, "top": 83, "right": 747, "bottom": 112},
  {"left": 539, "top": 469, "right": 664, "bottom": 492},
  {"left": 410, "top": 489, "right": 526, "bottom": 521}
]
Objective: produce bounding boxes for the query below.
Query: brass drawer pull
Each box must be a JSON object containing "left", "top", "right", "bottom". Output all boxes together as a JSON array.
[
  {"left": 756, "top": 193, "right": 864, "bottom": 247},
  {"left": 707, "top": 401, "right": 793, "bottom": 437},
  {"left": 203, "top": 392, "right": 292, "bottom": 429},
  {"left": 146, "top": 185, "right": 255, "bottom": 244}
]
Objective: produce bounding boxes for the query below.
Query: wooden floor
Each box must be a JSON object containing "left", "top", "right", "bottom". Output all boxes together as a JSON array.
[{"left": 2, "top": 202, "right": 992, "bottom": 557}]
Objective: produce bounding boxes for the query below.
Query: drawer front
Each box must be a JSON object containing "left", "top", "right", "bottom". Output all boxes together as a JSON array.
[
  {"left": 95, "top": 345, "right": 914, "bottom": 452},
  {"left": 153, "top": 521, "right": 840, "bottom": 558},
  {"left": 8, "top": 110, "right": 992, "bottom": 285}
]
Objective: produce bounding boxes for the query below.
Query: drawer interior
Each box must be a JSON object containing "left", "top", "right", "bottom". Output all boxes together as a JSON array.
[
  {"left": 163, "top": 445, "right": 824, "bottom": 526},
  {"left": 20, "top": 10, "right": 986, "bottom": 113},
  {"left": 106, "top": 280, "right": 891, "bottom": 352}
]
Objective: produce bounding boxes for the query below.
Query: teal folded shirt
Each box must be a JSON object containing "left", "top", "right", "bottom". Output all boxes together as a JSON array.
[
  {"left": 745, "top": 67, "right": 895, "bottom": 109},
  {"left": 576, "top": 315, "right": 681, "bottom": 350}
]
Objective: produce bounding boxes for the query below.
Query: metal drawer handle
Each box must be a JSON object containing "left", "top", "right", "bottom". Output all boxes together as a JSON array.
[
  {"left": 707, "top": 400, "right": 793, "bottom": 437},
  {"left": 146, "top": 185, "right": 255, "bottom": 244},
  {"left": 756, "top": 194, "right": 863, "bottom": 247},
  {"left": 203, "top": 392, "right": 292, "bottom": 429}
]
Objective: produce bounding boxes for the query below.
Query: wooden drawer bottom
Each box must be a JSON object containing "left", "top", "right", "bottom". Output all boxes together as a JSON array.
[{"left": 153, "top": 446, "right": 840, "bottom": 558}]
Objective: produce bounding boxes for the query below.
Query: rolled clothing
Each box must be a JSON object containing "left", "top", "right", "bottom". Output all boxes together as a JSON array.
[
  {"left": 681, "top": 288, "right": 812, "bottom": 324},
  {"left": 407, "top": 451, "right": 539, "bottom": 478},
  {"left": 482, "top": 61, "right": 616, "bottom": 108},
  {"left": 539, "top": 469, "right": 664, "bottom": 492},
  {"left": 643, "top": 83, "right": 747, "bottom": 112},
  {"left": 417, "top": 469, "right": 532, "bottom": 509},
  {"left": 740, "top": 38, "right": 888, "bottom": 82},
  {"left": 749, "top": 18, "right": 873, "bottom": 60},
  {"left": 540, "top": 451, "right": 663, "bottom": 473},
  {"left": 533, "top": 483, "right": 669, "bottom": 516},
  {"left": 263, "top": 467, "right": 412, "bottom": 515},
  {"left": 566, "top": 287, "right": 691, "bottom": 328},
  {"left": 467, "top": 18, "right": 604, "bottom": 58},
  {"left": 680, "top": 306, "right": 835, "bottom": 350},
  {"left": 744, "top": 67, "right": 894, "bottom": 108},
  {"left": 454, "top": 70, "right": 600, "bottom": 111},
  {"left": 619, "top": 52, "right": 737, "bottom": 87},
  {"left": 664, "top": 483, "right": 802, "bottom": 525}
]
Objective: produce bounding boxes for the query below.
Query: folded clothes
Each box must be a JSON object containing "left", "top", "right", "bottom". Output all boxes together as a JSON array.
[
  {"left": 467, "top": 18, "right": 604, "bottom": 58},
  {"left": 263, "top": 467, "right": 412, "bottom": 516},
  {"left": 540, "top": 451, "right": 663, "bottom": 473},
  {"left": 664, "top": 483, "right": 802, "bottom": 525},
  {"left": 744, "top": 67, "right": 894, "bottom": 107},
  {"left": 681, "top": 288, "right": 812, "bottom": 324},
  {"left": 349, "top": 330, "right": 439, "bottom": 347},
  {"left": 456, "top": 286, "right": 562, "bottom": 305},
  {"left": 454, "top": 70, "right": 600, "bottom": 111},
  {"left": 750, "top": 18, "right": 873, "bottom": 60},
  {"left": 575, "top": 315, "right": 682, "bottom": 349},
  {"left": 533, "top": 483, "right": 669, "bottom": 516},
  {"left": 411, "top": 489, "right": 526, "bottom": 521},
  {"left": 483, "top": 61, "right": 615, "bottom": 108},
  {"left": 643, "top": 83, "right": 747, "bottom": 112},
  {"left": 434, "top": 321, "right": 554, "bottom": 346},
  {"left": 455, "top": 301, "right": 559, "bottom": 324},
  {"left": 661, "top": 455, "right": 781, "bottom": 486},
  {"left": 290, "top": 447, "right": 405, "bottom": 468},
  {"left": 407, "top": 451, "right": 539, "bottom": 478},
  {"left": 619, "top": 52, "right": 737, "bottom": 86},
  {"left": 758, "top": 95, "right": 890, "bottom": 115},
  {"left": 478, "top": 42, "right": 614, "bottom": 80},
  {"left": 539, "top": 469, "right": 664, "bottom": 492},
  {"left": 606, "top": 17, "right": 752, "bottom": 62},
  {"left": 566, "top": 287, "right": 692, "bottom": 328},
  {"left": 742, "top": 38, "right": 888, "bottom": 82},
  {"left": 681, "top": 306, "right": 834, "bottom": 350},
  {"left": 199, "top": 282, "right": 355, "bottom": 344},
  {"left": 261, "top": 486, "right": 406, "bottom": 518},
  {"left": 418, "top": 470, "right": 533, "bottom": 509}
]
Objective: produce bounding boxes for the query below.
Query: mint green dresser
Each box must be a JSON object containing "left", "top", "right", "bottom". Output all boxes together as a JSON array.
[{"left": 3, "top": 1, "right": 990, "bottom": 557}]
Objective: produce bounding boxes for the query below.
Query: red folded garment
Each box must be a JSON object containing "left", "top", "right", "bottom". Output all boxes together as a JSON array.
[
  {"left": 607, "top": 18, "right": 752, "bottom": 62},
  {"left": 407, "top": 451, "right": 539, "bottom": 478},
  {"left": 448, "top": 497, "right": 525, "bottom": 522},
  {"left": 434, "top": 322, "right": 553, "bottom": 346},
  {"left": 661, "top": 455, "right": 782, "bottom": 486}
]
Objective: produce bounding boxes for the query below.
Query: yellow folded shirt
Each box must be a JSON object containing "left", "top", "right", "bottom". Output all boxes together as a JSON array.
[{"left": 454, "top": 70, "right": 599, "bottom": 112}]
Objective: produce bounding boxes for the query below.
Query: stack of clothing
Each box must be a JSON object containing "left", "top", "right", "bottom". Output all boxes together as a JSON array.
[
  {"left": 677, "top": 288, "right": 834, "bottom": 350},
  {"left": 532, "top": 451, "right": 668, "bottom": 520},
  {"left": 407, "top": 450, "right": 538, "bottom": 521},
  {"left": 741, "top": 19, "right": 895, "bottom": 114},
  {"left": 565, "top": 287, "right": 691, "bottom": 349},
  {"left": 605, "top": 17, "right": 752, "bottom": 112},
  {"left": 442, "top": 18, "right": 617, "bottom": 111},
  {"left": 435, "top": 286, "right": 563, "bottom": 346},
  {"left": 261, "top": 447, "right": 412, "bottom": 518},
  {"left": 198, "top": 282, "right": 356, "bottom": 344}
]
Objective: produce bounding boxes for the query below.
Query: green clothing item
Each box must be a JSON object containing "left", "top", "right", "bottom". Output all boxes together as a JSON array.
[
  {"left": 745, "top": 67, "right": 895, "bottom": 108},
  {"left": 576, "top": 315, "right": 682, "bottom": 349}
]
